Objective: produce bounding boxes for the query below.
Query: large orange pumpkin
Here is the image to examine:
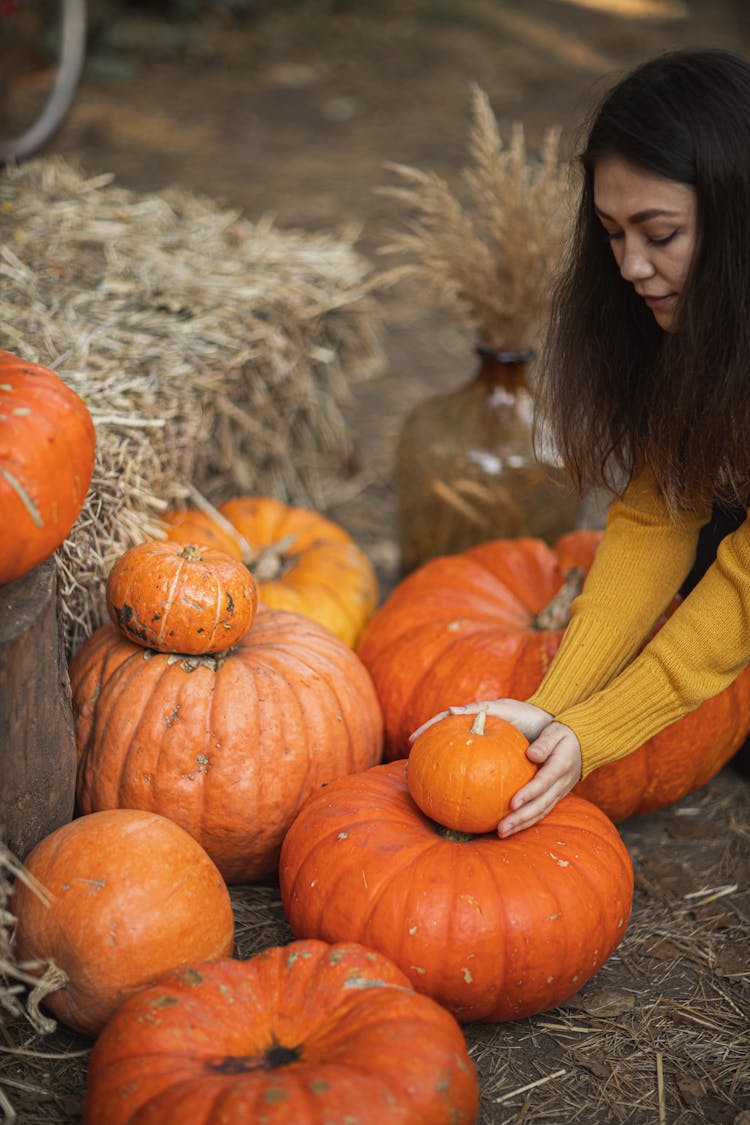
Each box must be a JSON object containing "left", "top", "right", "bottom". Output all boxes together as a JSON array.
[
  {"left": 0, "top": 349, "right": 96, "bottom": 585},
  {"left": 106, "top": 540, "right": 258, "bottom": 654},
  {"left": 280, "top": 760, "right": 634, "bottom": 1023},
  {"left": 356, "top": 532, "right": 750, "bottom": 821},
  {"left": 84, "top": 940, "right": 479, "bottom": 1125},
  {"left": 71, "top": 606, "right": 383, "bottom": 883},
  {"left": 161, "top": 495, "right": 378, "bottom": 648},
  {"left": 10, "top": 809, "right": 234, "bottom": 1037}
]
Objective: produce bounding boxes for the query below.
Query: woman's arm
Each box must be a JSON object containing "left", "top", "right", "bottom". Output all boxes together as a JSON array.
[
  {"left": 496, "top": 508, "right": 750, "bottom": 836},
  {"left": 528, "top": 469, "right": 709, "bottom": 715},
  {"left": 554, "top": 509, "right": 750, "bottom": 775}
]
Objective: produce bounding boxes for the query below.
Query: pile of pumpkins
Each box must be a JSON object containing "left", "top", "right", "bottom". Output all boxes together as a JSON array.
[{"left": 5, "top": 346, "right": 750, "bottom": 1121}]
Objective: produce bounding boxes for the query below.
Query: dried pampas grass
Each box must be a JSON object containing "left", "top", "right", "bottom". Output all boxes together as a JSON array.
[
  {"left": 0, "top": 158, "right": 384, "bottom": 657},
  {"left": 378, "top": 84, "right": 575, "bottom": 352}
]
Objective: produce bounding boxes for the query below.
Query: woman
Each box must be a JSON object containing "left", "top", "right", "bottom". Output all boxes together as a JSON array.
[{"left": 411, "top": 47, "right": 750, "bottom": 836}]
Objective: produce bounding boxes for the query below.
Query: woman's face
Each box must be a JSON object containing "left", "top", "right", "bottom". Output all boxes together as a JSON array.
[{"left": 593, "top": 155, "right": 697, "bottom": 332}]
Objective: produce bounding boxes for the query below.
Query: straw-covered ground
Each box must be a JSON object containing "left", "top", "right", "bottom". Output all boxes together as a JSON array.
[{"left": 1, "top": 2, "right": 749, "bottom": 1122}]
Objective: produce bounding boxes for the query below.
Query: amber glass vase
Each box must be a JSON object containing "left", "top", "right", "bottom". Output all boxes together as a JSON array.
[{"left": 395, "top": 348, "right": 580, "bottom": 574}]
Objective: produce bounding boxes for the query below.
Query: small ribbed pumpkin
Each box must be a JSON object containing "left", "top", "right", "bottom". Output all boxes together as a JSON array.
[
  {"left": 407, "top": 709, "right": 536, "bottom": 833},
  {"left": 280, "top": 760, "right": 634, "bottom": 1023},
  {"left": 161, "top": 495, "right": 378, "bottom": 648},
  {"left": 84, "top": 941, "right": 479, "bottom": 1125},
  {"left": 71, "top": 606, "right": 383, "bottom": 883},
  {"left": 106, "top": 540, "right": 258, "bottom": 654},
  {"left": 0, "top": 349, "right": 96, "bottom": 585},
  {"left": 356, "top": 531, "right": 750, "bottom": 821},
  {"left": 10, "top": 809, "right": 234, "bottom": 1037}
]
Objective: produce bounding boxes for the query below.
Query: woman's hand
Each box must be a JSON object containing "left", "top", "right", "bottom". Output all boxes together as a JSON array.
[
  {"left": 497, "top": 721, "right": 583, "bottom": 838},
  {"left": 408, "top": 699, "right": 553, "bottom": 744}
]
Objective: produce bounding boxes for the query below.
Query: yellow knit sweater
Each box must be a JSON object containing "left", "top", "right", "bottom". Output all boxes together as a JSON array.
[{"left": 528, "top": 469, "right": 750, "bottom": 777}]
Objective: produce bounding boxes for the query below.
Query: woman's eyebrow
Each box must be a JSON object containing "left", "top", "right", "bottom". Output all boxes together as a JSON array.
[{"left": 594, "top": 205, "right": 681, "bottom": 223}]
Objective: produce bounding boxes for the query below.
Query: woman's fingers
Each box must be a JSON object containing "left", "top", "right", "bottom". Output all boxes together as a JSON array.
[
  {"left": 409, "top": 699, "right": 553, "bottom": 743},
  {"left": 447, "top": 699, "right": 553, "bottom": 740},
  {"left": 497, "top": 725, "right": 582, "bottom": 837},
  {"left": 407, "top": 709, "right": 452, "bottom": 742}
]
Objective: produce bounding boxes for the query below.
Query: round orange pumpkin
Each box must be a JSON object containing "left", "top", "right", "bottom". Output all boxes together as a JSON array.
[
  {"left": 106, "top": 540, "right": 258, "bottom": 654},
  {"left": 71, "top": 606, "right": 384, "bottom": 883},
  {"left": 161, "top": 495, "right": 378, "bottom": 648},
  {"left": 84, "top": 940, "right": 479, "bottom": 1125},
  {"left": 10, "top": 808, "right": 234, "bottom": 1037},
  {"left": 407, "top": 709, "right": 535, "bottom": 833},
  {"left": 0, "top": 349, "right": 96, "bottom": 585},
  {"left": 280, "top": 760, "right": 634, "bottom": 1023},
  {"left": 356, "top": 531, "right": 750, "bottom": 821}
]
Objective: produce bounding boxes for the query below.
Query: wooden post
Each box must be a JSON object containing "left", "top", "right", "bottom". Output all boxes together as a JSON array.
[{"left": 0, "top": 558, "right": 76, "bottom": 859}]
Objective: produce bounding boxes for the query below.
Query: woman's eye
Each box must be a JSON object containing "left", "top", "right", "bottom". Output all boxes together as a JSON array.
[
  {"left": 648, "top": 230, "right": 678, "bottom": 246},
  {"left": 603, "top": 229, "right": 622, "bottom": 242}
]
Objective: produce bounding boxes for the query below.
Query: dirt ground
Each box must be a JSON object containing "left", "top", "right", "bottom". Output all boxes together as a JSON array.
[{"left": 2, "top": 1, "right": 750, "bottom": 1122}]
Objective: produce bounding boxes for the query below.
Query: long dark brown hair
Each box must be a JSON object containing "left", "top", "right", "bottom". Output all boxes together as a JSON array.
[{"left": 535, "top": 47, "right": 750, "bottom": 514}]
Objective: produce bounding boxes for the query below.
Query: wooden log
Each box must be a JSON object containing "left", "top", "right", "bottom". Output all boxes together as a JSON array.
[{"left": 0, "top": 558, "right": 76, "bottom": 859}]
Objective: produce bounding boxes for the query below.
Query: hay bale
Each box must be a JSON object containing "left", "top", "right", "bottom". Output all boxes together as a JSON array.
[{"left": 0, "top": 158, "right": 384, "bottom": 657}]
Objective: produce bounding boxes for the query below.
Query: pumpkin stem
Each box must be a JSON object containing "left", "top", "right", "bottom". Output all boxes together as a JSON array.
[
  {"left": 187, "top": 484, "right": 255, "bottom": 565},
  {"left": 178, "top": 545, "right": 204, "bottom": 562},
  {"left": 165, "top": 648, "right": 232, "bottom": 672},
  {"left": 206, "top": 1040, "right": 302, "bottom": 1074},
  {"left": 25, "top": 962, "right": 69, "bottom": 1035},
  {"left": 435, "top": 825, "right": 476, "bottom": 842},
  {"left": 469, "top": 707, "right": 488, "bottom": 736},
  {"left": 534, "top": 566, "right": 585, "bottom": 631},
  {"left": 249, "top": 534, "right": 297, "bottom": 583}
]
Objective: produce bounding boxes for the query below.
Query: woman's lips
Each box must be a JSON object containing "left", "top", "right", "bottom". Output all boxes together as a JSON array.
[{"left": 642, "top": 293, "right": 675, "bottom": 308}]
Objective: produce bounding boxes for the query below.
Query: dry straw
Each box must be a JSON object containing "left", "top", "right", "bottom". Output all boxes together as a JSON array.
[
  {"left": 377, "top": 83, "right": 575, "bottom": 352},
  {"left": 0, "top": 158, "right": 384, "bottom": 658}
]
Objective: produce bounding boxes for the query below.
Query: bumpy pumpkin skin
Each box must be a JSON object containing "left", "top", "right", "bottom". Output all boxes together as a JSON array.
[
  {"left": 162, "top": 495, "right": 378, "bottom": 648},
  {"left": 407, "top": 710, "right": 535, "bottom": 833},
  {"left": 0, "top": 350, "right": 96, "bottom": 585},
  {"left": 84, "top": 941, "right": 479, "bottom": 1125},
  {"left": 356, "top": 531, "right": 750, "bottom": 821},
  {"left": 106, "top": 541, "right": 258, "bottom": 655},
  {"left": 71, "top": 606, "right": 384, "bottom": 883},
  {"left": 280, "top": 761, "right": 634, "bottom": 1024},
  {"left": 10, "top": 809, "right": 234, "bottom": 1037}
]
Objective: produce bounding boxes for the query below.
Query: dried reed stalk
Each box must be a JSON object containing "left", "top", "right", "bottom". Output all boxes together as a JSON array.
[
  {"left": 0, "top": 158, "right": 384, "bottom": 657},
  {"left": 377, "top": 83, "right": 575, "bottom": 352}
]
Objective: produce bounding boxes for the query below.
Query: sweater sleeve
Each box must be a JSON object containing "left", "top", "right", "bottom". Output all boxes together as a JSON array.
[
  {"left": 555, "top": 512, "right": 750, "bottom": 775},
  {"left": 528, "top": 469, "right": 709, "bottom": 716}
]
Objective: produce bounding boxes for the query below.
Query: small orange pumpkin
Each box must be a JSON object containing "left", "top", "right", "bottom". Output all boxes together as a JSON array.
[
  {"left": 161, "top": 495, "right": 378, "bottom": 648},
  {"left": 10, "top": 808, "right": 235, "bottom": 1036},
  {"left": 0, "top": 350, "right": 96, "bottom": 585},
  {"left": 106, "top": 540, "right": 258, "bottom": 655},
  {"left": 84, "top": 941, "right": 479, "bottom": 1125},
  {"left": 407, "top": 709, "right": 535, "bottom": 833}
]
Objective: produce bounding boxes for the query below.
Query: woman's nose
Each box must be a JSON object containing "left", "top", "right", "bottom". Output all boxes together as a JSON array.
[{"left": 618, "top": 239, "right": 654, "bottom": 282}]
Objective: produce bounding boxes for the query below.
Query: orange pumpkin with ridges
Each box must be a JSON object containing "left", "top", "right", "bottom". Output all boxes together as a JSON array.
[
  {"left": 106, "top": 540, "right": 258, "bottom": 654},
  {"left": 84, "top": 941, "right": 479, "bottom": 1125},
  {"left": 280, "top": 760, "right": 634, "bottom": 1023},
  {"left": 71, "top": 606, "right": 383, "bottom": 883}
]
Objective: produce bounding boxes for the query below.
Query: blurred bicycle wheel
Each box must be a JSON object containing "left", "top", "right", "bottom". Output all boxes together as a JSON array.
[{"left": 0, "top": 0, "right": 86, "bottom": 164}]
